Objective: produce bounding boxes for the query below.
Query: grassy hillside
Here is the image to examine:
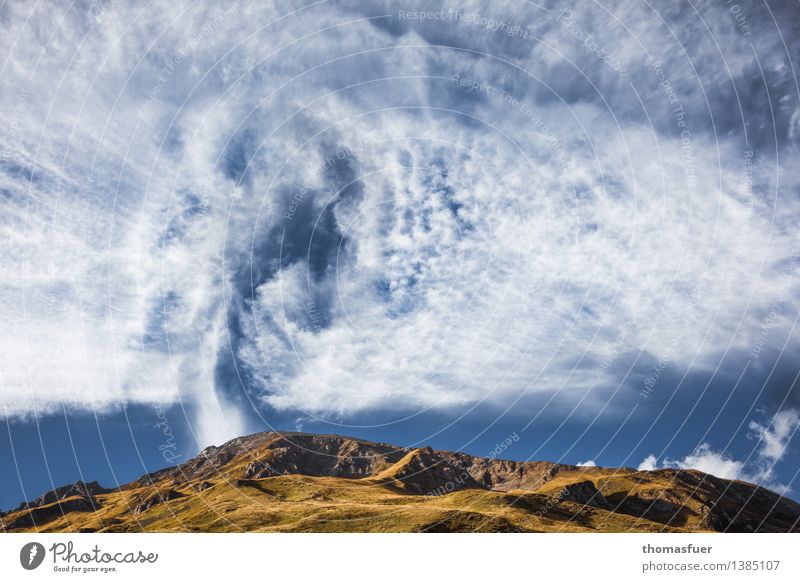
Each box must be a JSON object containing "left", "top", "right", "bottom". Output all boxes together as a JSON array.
[{"left": 2, "top": 432, "right": 798, "bottom": 533}]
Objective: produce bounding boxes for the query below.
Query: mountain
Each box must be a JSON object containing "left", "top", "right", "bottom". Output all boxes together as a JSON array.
[{"left": 2, "top": 431, "right": 799, "bottom": 532}]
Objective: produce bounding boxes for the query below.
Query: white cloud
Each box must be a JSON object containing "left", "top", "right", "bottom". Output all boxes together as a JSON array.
[
  {"left": 662, "top": 444, "right": 745, "bottom": 481},
  {"left": 637, "top": 409, "right": 800, "bottom": 492},
  {"left": 750, "top": 409, "right": 800, "bottom": 464},
  {"left": 637, "top": 455, "right": 658, "bottom": 472},
  {"left": 238, "top": 111, "right": 800, "bottom": 416},
  {"left": 577, "top": 460, "right": 596, "bottom": 467},
  {"left": 0, "top": 1, "right": 798, "bottom": 445}
]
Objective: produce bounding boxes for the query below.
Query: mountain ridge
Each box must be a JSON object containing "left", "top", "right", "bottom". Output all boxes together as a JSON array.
[{"left": 2, "top": 431, "right": 799, "bottom": 533}]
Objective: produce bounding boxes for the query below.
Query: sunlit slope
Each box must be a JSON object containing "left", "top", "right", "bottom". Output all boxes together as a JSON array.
[{"left": 2, "top": 432, "right": 798, "bottom": 532}]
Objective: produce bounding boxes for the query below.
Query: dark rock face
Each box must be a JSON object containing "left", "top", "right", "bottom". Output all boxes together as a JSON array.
[
  {"left": 244, "top": 460, "right": 275, "bottom": 479},
  {"left": 700, "top": 476, "right": 800, "bottom": 533},
  {"left": 605, "top": 490, "right": 694, "bottom": 526},
  {"left": 5, "top": 497, "right": 96, "bottom": 530},
  {"left": 389, "top": 448, "right": 484, "bottom": 495},
  {"left": 557, "top": 480, "right": 611, "bottom": 509},
  {"left": 380, "top": 447, "right": 578, "bottom": 497},
  {"left": 133, "top": 488, "right": 185, "bottom": 514},
  {"left": 242, "top": 434, "right": 410, "bottom": 478},
  {"left": 467, "top": 459, "right": 575, "bottom": 492},
  {"left": 598, "top": 469, "right": 800, "bottom": 532},
  {"left": 15, "top": 480, "right": 110, "bottom": 512},
  {"left": 139, "top": 432, "right": 411, "bottom": 484}
]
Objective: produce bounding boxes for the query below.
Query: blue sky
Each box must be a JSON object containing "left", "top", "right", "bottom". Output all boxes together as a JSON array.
[{"left": 1, "top": 0, "right": 800, "bottom": 509}]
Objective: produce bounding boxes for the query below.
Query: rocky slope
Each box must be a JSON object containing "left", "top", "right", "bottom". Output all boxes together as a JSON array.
[{"left": 2, "top": 431, "right": 799, "bottom": 533}]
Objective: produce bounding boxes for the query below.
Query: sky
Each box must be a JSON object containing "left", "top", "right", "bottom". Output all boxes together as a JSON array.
[{"left": 1, "top": 0, "right": 800, "bottom": 510}]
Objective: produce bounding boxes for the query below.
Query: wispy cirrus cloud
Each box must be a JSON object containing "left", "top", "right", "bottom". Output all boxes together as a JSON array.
[{"left": 0, "top": 0, "right": 798, "bottom": 449}]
